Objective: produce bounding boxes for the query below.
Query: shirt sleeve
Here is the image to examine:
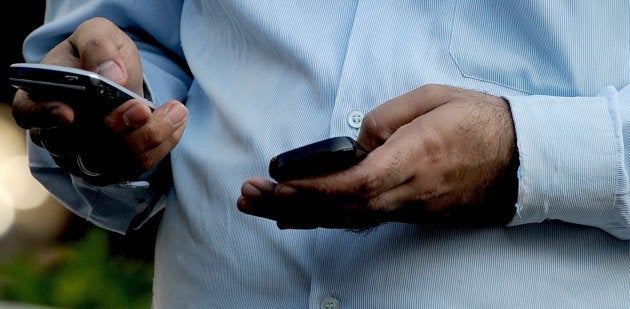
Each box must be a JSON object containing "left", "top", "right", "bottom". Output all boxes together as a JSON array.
[
  {"left": 505, "top": 85, "right": 630, "bottom": 240},
  {"left": 22, "top": 0, "right": 192, "bottom": 234}
]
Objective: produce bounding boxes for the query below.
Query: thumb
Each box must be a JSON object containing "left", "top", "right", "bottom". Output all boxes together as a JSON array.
[
  {"left": 96, "top": 60, "right": 126, "bottom": 83},
  {"left": 66, "top": 17, "right": 144, "bottom": 93}
]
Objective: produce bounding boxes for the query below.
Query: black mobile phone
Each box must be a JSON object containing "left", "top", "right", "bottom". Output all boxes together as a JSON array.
[
  {"left": 8, "top": 63, "right": 155, "bottom": 125},
  {"left": 269, "top": 136, "right": 368, "bottom": 182}
]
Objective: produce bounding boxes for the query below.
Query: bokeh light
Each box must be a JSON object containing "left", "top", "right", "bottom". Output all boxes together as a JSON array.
[
  {"left": 0, "top": 155, "right": 50, "bottom": 211},
  {"left": 0, "top": 103, "right": 68, "bottom": 246},
  {"left": 0, "top": 103, "right": 23, "bottom": 238}
]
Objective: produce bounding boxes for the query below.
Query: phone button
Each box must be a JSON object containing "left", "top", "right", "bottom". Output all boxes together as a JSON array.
[
  {"left": 64, "top": 75, "right": 79, "bottom": 82},
  {"left": 346, "top": 109, "right": 364, "bottom": 129}
]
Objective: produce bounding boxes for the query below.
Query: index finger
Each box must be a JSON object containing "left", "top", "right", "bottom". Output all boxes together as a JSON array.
[
  {"left": 277, "top": 135, "right": 416, "bottom": 201},
  {"left": 358, "top": 84, "right": 464, "bottom": 150},
  {"left": 11, "top": 89, "right": 75, "bottom": 129}
]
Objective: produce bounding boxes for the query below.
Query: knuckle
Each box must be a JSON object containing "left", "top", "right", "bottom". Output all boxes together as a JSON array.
[
  {"left": 356, "top": 163, "right": 391, "bottom": 199},
  {"left": 418, "top": 83, "right": 442, "bottom": 96},
  {"left": 360, "top": 110, "right": 394, "bottom": 142},
  {"left": 360, "top": 112, "right": 377, "bottom": 133}
]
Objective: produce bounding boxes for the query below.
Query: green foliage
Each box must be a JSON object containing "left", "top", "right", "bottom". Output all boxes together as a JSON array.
[{"left": 0, "top": 228, "right": 153, "bottom": 309}]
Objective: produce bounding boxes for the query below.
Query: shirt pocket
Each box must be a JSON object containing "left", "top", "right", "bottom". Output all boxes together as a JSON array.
[{"left": 448, "top": 0, "right": 630, "bottom": 96}]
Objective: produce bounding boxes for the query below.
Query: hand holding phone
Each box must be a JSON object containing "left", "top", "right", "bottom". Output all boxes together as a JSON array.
[
  {"left": 269, "top": 136, "right": 368, "bottom": 182},
  {"left": 8, "top": 63, "right": 155, "bottom": 126}
]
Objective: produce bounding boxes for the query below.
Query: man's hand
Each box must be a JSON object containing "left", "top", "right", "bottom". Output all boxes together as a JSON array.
[
  {"left": 11, "top": 17, "right": 188, "bottom": 185},
  {"left": 238, "top": 84, "right": 519, "bottom": 229}
]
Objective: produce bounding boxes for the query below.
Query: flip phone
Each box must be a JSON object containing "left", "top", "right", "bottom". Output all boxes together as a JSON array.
[{"left": 269, "top": 136, "right": 368, "bottom": 182}]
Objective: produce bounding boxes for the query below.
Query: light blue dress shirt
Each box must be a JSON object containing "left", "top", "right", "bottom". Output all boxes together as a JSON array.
[{"left": 23, "top": 1, "right": 629, "bottom": 308}]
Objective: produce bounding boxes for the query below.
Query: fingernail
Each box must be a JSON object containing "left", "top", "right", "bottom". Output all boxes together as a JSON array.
[
  {"left": 97, "top": 60, "right": 124, "bottom": 82},
  {"left": 45, "top": 102, "right": 72, "bottom": 125},
  {"left": 236, "top": 196, "right": 253, "bottom": 213},
  {"left": 241, "top": 182, "right": 262, "bottom": 198},
  {"left": 122, "top": 103, "right": 147, "bottom": 127},
  {"left": 49, "top": 106, "right": 68, "bottom": 124},
  {"left": 167, "top": 104, "right": 188, "bottom": 126}
]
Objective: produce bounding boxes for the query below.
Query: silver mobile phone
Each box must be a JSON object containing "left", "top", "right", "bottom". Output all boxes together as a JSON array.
[{"left": 8, "top": 63, "right": 155, "bottom": 124}]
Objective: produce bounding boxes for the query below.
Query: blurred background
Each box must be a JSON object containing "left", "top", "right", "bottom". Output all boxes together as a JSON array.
[{"left": 1, "top": 2, "right": 157, "bottom": 308}]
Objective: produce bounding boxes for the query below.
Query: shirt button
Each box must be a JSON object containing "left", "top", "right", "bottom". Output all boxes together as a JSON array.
[
  {"left": 320, "top": 296, "right": 340, "bottom": 309},
  {"left": 346, "top": 109, "right": 364, "bottom": 129}
]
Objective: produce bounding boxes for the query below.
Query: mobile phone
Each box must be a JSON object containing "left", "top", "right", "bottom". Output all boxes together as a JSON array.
[
  {"left": 269, "top": 136, "right": 368, "bottom": 182},
  {"left": 8, "top": 63, "right": 155, "bottom": 125}
]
